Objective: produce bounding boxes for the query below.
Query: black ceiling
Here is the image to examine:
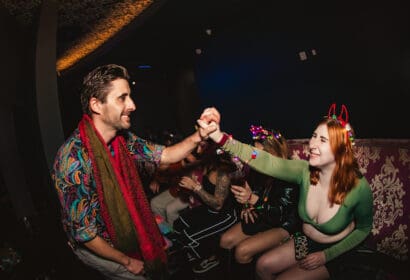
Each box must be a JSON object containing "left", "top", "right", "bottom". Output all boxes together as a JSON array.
[
  {"left": 0, "top": 0, "right": 256, "bottom": 65},
  {"left": 2, "top": 0, "right": 410, "bottom": 78}
]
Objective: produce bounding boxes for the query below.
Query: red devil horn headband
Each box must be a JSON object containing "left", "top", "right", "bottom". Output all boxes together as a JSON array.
[
  {"left": 327, "top": 103, "right": 354, "bottom": 144},
  {"left": 327, "top": 103, "right": 349, "bottom": 126},
  {"left": 328, "top": 103, "right": 337, "bottom": 119}
]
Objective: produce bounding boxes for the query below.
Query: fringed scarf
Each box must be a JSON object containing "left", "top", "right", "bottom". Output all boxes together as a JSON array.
[{"left": 79, "top": 114, "right": 168, "bottom": 279}]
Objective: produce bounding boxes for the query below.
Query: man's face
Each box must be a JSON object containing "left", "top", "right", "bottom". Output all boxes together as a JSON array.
[{"left": 99, "top": 78, "right": 136, "bottom": 131}]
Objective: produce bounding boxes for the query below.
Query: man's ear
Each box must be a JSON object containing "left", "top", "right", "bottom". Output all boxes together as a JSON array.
[{"left": 89, "top": 97, "right": 102, "bottom": 115}]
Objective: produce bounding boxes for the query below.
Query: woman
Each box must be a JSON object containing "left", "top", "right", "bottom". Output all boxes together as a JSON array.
[
  {"left": 150, "top": 140, "right": 207, "bottom": 227},
  {"left": 171, "top": 143, "right": 239, "bottom": 273},
  {"left": 199, "top": 104, "right": 373, "bottom": 279},
  {"left": 220, "top": 125, "right": 300, "bottom": 265}
]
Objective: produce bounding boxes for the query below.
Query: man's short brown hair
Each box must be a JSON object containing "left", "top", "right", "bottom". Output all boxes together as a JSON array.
[{"left": 80, "top": 64, "right": 130, "bottom": 115}]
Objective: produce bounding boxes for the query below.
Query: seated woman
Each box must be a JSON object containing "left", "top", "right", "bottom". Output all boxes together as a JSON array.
[
  {"left": 149, "top": 133, "right": 207, "bottom": 228},
  {"left": 220, "top": 125, "right": 300, "bottom": 265},
  {"left": 198, "top": 104, "right": 373, "bottom": 280},
  {"left": 171, "top": 143, "right": 239, "bottom": 274},
  {"left": 150, "top": 141, "right": 207, "bottom": 227}
]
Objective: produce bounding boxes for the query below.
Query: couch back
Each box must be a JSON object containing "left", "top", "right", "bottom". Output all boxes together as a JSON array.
[{"left": 287, "top": 139, "right": 410, "bottom": 261}]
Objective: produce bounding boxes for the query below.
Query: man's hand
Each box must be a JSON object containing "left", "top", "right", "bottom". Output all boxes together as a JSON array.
[
  {"left": 200, "top": 107, "right": 220, "bottom": 124},
  {"left": 196, "top": 119, "right": 218, "bottom": 140},
  {"left": 298, "top": 251, "right": 326, "bottom": 270},
  {"left": 197, "top": 120, "right": 223, "bottom": 142},
  {"left": 124, "top": 257, "right": 145, "bottom": 275},
  {"left": 84, "top": 236, "right": 146, "bottom": 276},
  {"left": 197, "top": 107, "right": 223, "bottom": 141}
]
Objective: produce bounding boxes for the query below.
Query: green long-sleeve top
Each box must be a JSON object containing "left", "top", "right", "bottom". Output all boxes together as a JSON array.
[{"left": 222, "top": 138, "right": 373, "bottom": 262}]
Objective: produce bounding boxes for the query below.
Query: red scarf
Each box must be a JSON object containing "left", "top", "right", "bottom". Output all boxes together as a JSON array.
[{"left": 79, "top": 115, "right": 167, "bottom": 277}]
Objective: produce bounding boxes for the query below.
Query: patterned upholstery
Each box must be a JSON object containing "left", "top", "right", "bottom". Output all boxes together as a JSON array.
[{"left": 288, "top": 139, "right": 410, "bottom": 261}]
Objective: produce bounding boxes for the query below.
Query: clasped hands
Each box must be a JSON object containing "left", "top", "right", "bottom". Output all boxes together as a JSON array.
[{"left": 197, "top": 107, "right": 223, "bottom": 142}]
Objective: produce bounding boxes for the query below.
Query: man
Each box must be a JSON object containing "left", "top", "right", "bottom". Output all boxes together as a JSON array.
[{"left": 52, "top": 64, "right": 216, "bottom": 279}]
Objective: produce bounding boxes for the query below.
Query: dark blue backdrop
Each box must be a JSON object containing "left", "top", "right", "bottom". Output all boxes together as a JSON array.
[{"left": 194, "top": 12, "right": 409, "bottom": 142}]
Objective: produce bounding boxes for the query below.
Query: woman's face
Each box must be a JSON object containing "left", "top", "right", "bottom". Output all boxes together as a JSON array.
[{"left": 308, "top": 123, "right": 335, "bottom": 169}]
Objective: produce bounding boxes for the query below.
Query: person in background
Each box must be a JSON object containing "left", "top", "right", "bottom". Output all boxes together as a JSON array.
[
  {"left": 150, "top": 137, "right": 207, "bottom": 227},
  {"left": 198, "top": 105, "right": 373, "bottom": 280},
  {"left": 220, "top": 125, "right": 300, "bottom": 269},
  {"left": 171, "top": 143, "right": 239, "bottom": 274},
  {"left": 52, "top": 64, "right": 216, "bottom": 280}
]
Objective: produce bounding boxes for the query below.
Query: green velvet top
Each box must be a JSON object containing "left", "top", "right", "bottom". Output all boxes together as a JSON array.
[{"left": 222, "top": 137, "right": 373, "bottom": 262}]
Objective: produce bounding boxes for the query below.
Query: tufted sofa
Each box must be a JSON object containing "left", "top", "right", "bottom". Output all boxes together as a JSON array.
[{"left": 288, "top": 139, "right": 410, "bottom": 276}]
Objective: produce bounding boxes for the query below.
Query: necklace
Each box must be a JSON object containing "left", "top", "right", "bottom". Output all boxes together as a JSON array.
[{"left": 255, "top": 185, "right": 272, "bottom": 210}]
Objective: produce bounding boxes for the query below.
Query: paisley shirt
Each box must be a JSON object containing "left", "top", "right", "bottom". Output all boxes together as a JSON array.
[{"left": 52, "top": 129, "right": 164, "bottom": 246}]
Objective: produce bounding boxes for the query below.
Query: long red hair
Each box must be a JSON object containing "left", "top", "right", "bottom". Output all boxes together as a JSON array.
[{"left": 310, "top": 118, "right": 360, "bottom": 205}]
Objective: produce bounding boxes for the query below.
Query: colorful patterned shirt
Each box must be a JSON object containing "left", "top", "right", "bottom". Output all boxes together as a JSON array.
[{"left": 52, "top": 129, "right": 164, "bottom": 246}]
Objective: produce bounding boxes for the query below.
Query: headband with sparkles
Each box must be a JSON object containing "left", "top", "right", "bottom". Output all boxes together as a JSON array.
[{"left": 250, "top": 125, "right": 282, "bottom": 141}]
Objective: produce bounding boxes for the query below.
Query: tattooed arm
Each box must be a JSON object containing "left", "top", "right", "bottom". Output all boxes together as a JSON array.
[
  {"left": 198, "top": 170, "right": 230, "bottom": 210},
  {"left": 179, "top": 170, "right": 231, "bottom": 211}
]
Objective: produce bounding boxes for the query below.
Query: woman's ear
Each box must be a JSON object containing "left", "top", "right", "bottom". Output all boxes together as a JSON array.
[{"left": 89, "top": 97, "right": 102, "bottom": 115}]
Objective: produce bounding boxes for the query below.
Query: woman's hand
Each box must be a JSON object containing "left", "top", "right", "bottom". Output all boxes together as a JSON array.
[
  {"left": 197, "top": 120, "right": 222, "bottom": 142},
  {"left": 241, "top": 208, "right": 258, "bottom": 224},
  {"left": 196, "top": 107, "right": 221, "bottom": 141},
  {"left": 231, "top": 181, "right": 252, "bottom": 204},
  {"left": 197, "top": 107, "right": 222, "bottom": 142},
  {"left": 298, "top": 251, "right": 326, "bottom": 270},
  {"left": 200, "top": 107, "right": 220, "bottom": 124},
  {"left": 179, "top": 176, "right": 200, "bottom": 191}
]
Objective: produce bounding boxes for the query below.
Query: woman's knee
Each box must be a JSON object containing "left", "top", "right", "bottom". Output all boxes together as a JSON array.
[
  {"left": 220, "top": 232, "right": 235, "bottom": 249},
  {"left": 235, "top": 243, "right": 253, "bottom": 263},
  {"left": 256, "top": 252, "right": 280, "bottom": 275}
]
